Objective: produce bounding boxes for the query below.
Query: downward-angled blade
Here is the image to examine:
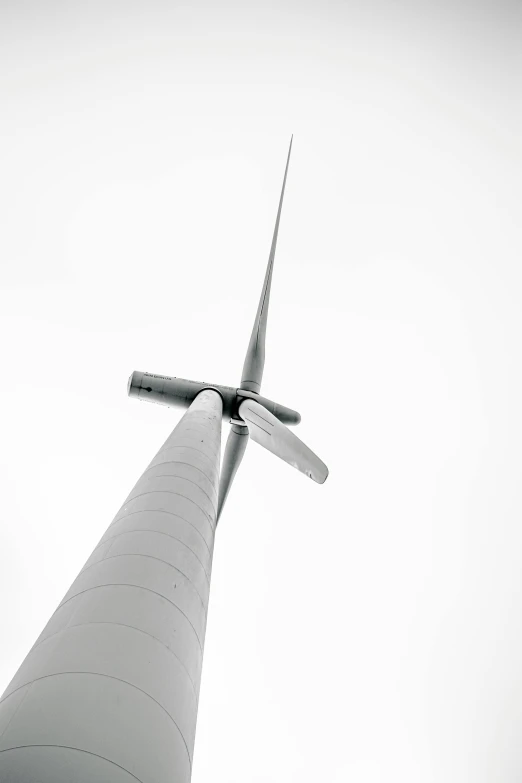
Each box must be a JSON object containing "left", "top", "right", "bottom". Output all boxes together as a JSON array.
[
  {"left": 217, "top": 424, "right": 249, "bottom": 520},
  {"left": 240, "top": 136, "right": 293, "bottom": 394},
  {"left": 239, "top": 398, "right": 328, "bottom": 484}
]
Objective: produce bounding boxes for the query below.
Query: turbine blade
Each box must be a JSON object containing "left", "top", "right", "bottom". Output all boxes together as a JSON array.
[
  {"left": 240, "top": 136, "right": 293, "bottom": 393},
  {"left": 217, "top": 424, "right": 250, "bottom": 520},
  {"left": 239, "top": 398, "right": 328, "bottom": 484}
]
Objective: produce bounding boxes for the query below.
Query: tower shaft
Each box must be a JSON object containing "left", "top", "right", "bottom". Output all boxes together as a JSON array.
[{"left": 0, "top": 389, "right": 222, "bottom": 783}]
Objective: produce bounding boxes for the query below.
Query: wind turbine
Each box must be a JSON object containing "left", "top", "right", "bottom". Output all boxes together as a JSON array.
[{"left": 0, "top": 138, "right": 327, "bottom": 783}]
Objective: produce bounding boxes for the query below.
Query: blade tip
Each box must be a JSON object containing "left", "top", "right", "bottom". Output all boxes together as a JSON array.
[{"left": 318, "top": 466, "right": 329, "bottom": 484}]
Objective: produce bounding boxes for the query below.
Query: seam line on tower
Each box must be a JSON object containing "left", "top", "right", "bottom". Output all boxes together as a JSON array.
[
  {"left": 0, "top": 745, "right": 146, "bottom": 782},
  {"left": 78, "top": 553, "right": 208, "bottom": 609},
  {"left": 155, "top": 444, "right": 217, "bottom": 469},
  {"left": 119, "top": 491, "right": 215, "bottom": 535},
  {"left": 0, "top": 672, "right": 193, "bottom": 765},
  {"left": 27, "top": 621, "right": 200, "bottom": 695},
  {"left": 0, "top": 679, "right": 31, "bottom": 742},
  {"left": 90, "top": 530, "right": 211, "bottom": 582},
  {"left": 130, "top": 475, "right": 218, "bottom": 515},
  {"left": 56, "top": 584, "right": 204, "bottom": 651},
  {"left": 161, "top": 438, "right": 219, "bottom": 458},
  {"left": 142, "top": 460, "right": 218, "bottom": 496},
  {"left": 108, "top": 509, "right": 213, "bottom": 557}
]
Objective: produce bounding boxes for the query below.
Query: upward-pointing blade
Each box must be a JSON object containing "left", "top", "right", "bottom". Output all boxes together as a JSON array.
[
  {"left": 239, "top": 398, "right": 328, "bottom": 484},
  {"left": 240, "top": 136, "right": 293, "bottom": 394}
]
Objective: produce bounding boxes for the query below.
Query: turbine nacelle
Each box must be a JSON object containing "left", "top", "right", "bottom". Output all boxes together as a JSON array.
[{"left": 128, "top": 370, "right": 301, "bottom": 426}]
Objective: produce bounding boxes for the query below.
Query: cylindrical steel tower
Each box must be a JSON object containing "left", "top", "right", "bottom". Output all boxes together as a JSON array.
[{"left": 0, "top": 389, "right": 222, "bottom": 783}]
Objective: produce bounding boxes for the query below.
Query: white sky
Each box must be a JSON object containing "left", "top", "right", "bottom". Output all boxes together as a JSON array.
[{"left": 1, "top": 1, "right": 522, "bottom": 781}]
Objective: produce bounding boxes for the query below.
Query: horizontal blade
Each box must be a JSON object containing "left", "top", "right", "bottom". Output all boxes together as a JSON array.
[
  {"left": 217, "top": 424, "right": 249, "bottom": 521},
  {"left": 239, "top": 398, "right": 328, "bottom": 484}
]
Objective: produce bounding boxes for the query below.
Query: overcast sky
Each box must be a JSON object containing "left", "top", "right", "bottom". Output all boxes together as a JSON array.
[{"left": 1, "top": 1, "right": 522, "bottom": 781}]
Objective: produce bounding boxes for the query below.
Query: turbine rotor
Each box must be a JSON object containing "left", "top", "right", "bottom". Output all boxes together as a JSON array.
[{"left": 129, "top": 137, "right": 328, "bottom": 521}]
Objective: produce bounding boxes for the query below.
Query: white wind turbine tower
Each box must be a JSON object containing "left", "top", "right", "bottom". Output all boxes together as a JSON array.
[{"left": 0, "top": 138, "right": 328, "bottom": 783}]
